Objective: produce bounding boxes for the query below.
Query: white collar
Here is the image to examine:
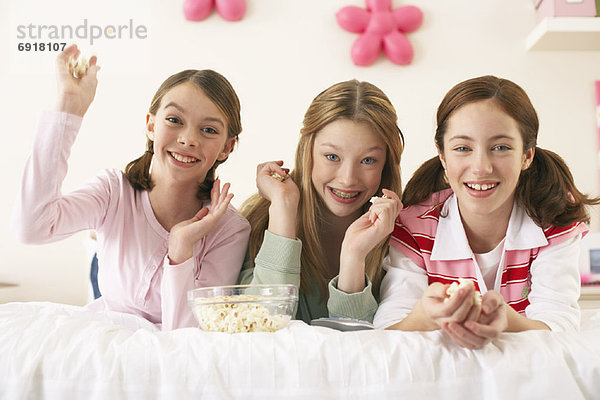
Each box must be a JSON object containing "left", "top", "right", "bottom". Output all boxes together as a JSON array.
[{"left": 430, "top": 193, "right": 548, "bottom": 261}]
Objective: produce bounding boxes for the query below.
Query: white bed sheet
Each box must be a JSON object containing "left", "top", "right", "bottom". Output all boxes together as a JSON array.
[{"left": 1, "top": 301, "right": 599, "bottom": 399}]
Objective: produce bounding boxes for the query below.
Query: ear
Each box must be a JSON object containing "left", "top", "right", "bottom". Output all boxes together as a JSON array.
[
  {"left": 522, "top": 146, "right": 535, "bottom": 170},
  {"left": 436, "top": 144, "right": 447, "bottom": 170},
  {"left": 146, "top": 113, "right": 155, "bottom": 141},
  {"left": 217, "top": 137, "right": 236, "bottom": 161}
]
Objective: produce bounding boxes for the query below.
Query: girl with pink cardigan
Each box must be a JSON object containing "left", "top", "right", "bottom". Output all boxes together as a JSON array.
[{"left": 12, "top": 45, "right": 250, "bottom": 330}]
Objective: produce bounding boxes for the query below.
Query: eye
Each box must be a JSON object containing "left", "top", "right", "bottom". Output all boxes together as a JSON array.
[
  {"left": 202, "top": 127, "right": 218, "bottom": 135},
  {"left": 361, "top": 157, "right": 376, "bottom": 165},
  {"left": 325, "top": 154, "right": 340, "bottom": 162},
  {"left": 492, "top": 145, "right": 511, "bottom": 151},
  {"left": 166, "top": 117, "right": 181, "bottom": 124},
  {"left": 453, "top": 146, "right": 470, "bottom": 152}
]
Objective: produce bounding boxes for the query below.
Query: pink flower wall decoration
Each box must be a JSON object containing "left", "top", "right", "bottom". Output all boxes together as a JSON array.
[
  {"left": 184, "top": 0, "right": 246, "bottom": 22},
  {"left": 336, "top": 0, "right": 423, "bottom": 66}
]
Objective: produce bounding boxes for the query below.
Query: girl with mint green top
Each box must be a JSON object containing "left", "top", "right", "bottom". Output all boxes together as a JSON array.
[{"left": 238, "top": 80, "right": 404, "bottom": 323}]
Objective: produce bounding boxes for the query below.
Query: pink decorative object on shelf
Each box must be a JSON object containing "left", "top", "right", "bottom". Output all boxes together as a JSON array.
[
  {"left": 532, "top": 0, "right": 597, "bottom": 21},
  {"left": 336, "top": 0, "right": 423, "bottom": 66},
  {"left": 184, "top": 0, "right": 246, "bottom": 22}
]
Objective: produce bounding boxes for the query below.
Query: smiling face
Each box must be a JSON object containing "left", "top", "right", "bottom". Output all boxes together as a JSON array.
[
  {"left": 146, "top": 82, "right": 235, "bottom": 188},
  {"left": 311, "top": 119, "right": 387, "bottom": 219},
  {"left": 439, "top": 99, "right": 534, "bottom": 223}
]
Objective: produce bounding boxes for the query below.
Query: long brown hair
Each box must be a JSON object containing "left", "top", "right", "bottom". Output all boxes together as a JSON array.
[
  {"left": 242, "top": 80, "right": 404, "bottom": 297},
  {"left": 403, "top": 75, "right": 599, "bottom": 226},
  {"left": 124, "top": 69, "right": 242, "bottom": 201}
]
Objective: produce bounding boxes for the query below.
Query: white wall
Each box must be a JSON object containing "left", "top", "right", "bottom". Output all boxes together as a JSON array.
[{"left": 1, "top": 0, "right": 599, "bottom": 305}]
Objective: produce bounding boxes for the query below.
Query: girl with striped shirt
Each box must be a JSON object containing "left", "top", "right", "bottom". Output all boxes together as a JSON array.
[{"left": 374, "top": 76, "right": 599, "bottom": 349}]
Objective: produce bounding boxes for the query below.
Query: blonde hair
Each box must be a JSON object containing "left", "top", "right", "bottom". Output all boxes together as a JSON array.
[
  {"left": 125, "top": 69, "right": 242, "bottom": 201},
  {"left": 242, "top": 80, "right": 404, "bottom": 297}
]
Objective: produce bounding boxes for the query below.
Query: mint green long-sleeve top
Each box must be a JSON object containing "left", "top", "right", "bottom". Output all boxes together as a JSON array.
[{"left": 238, "top": 230, "right": 378, "bottom": 323}]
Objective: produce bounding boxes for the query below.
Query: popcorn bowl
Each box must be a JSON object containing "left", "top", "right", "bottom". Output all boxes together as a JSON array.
[{"left": 188, "top": 284, "right": 298, "bottom": 333}]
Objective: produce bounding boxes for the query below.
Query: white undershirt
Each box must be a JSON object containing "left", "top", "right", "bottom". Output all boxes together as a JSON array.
[{"left": 474, "top": 238, "right": 505, "bottom": 291}]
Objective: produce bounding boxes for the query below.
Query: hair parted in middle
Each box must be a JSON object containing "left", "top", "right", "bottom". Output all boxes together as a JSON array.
[
  {"left": 242, "top": 79, "right": 404, "bottom": 297},
  {"left": 403, "top": 75, "right": 599, "bottom": 226},
  {"left": 124, "top": 69, "right": 242, "bottom": 201}
]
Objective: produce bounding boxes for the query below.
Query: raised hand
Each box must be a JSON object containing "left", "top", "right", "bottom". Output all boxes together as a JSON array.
[
  {"left": 55, "top": 44, "right": 100, "bottom": 117},
  {"left": 168, "top": 179, "right": 234, "bottom": 264},
  {"left": 338, "top": 188, "right": 401, "bottom": 293},
  {"left": 256, "top": 160, "right": 300, "bottom": 239}
]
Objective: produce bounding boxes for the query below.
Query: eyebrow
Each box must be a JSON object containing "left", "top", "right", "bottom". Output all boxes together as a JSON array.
[
  {"left": 164, "top": 102, "right": 225, "bottom": 128},
  {"left": 447, "top": 134, "right": 516, "bottom": 142},
  {"left": 320, "top": 142, "right": 386, "bottom": 152}
]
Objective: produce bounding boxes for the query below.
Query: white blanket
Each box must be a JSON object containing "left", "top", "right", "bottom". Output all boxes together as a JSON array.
[{"left": 1, "top": 302, "right": 599, "bottom": 399}]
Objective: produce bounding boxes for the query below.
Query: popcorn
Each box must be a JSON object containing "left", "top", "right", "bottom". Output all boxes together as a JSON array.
[
  {"left": 445, "top": 278, "right": 482, "bottom": 306},
  {"left": 370, "top": 194, "right": 389, "bottom": 203},
  {"left": 68, "top": 56, "right": 89, "bottom": 79},
  {"left": 270, "top": 172, "right": 287, "bottom": 182},
  {"left": 192, "top": 295, "right": 291, "bottom": 333}
]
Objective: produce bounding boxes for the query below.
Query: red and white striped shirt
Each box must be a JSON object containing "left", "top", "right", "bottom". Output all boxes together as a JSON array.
[{"left": 374, "top": 189, "right": 587, "bottom": 331}]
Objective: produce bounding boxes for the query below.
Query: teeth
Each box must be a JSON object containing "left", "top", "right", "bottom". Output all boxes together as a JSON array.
[
  {"left": 331, "top": 188, "right": 360, "bottom": 199},
  {"left": 466, "top": 183, "right": 496, "bottom": 191},
  {"left": 171, "top": 152, "right": 198, "bottom": 163}
]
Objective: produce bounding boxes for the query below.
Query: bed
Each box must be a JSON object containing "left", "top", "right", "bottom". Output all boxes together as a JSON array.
[{"left": 1, "top": 301, "right": 599, "bottom": 399}]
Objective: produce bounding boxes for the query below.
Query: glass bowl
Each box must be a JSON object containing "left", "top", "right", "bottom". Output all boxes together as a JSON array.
[{"left": 187, "top": 284, "right": 298, "bottom": 333}]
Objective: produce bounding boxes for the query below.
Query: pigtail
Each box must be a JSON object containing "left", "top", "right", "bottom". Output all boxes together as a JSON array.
[
  {"left": 402, "top": 156, "right": 449, "bottom": 207},
  {"left": 197, "top": 163, "right": 218, "bottom": 201},
  {"left": 124, "top": 141, "right": 154, "bottom": 191},
  {"left": 517, "top": 147, "right": 600, "bottom": 226}
]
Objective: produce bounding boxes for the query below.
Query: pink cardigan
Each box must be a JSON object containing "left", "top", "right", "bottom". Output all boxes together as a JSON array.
[{"left": 12, "top": 111, "right": 250, "bottom": 330}]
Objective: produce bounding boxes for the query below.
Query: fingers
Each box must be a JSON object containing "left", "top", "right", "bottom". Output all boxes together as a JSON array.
[
  {"left": 368, "top": 189, "right": 401, "bottom": 226},
  {"left": 443, "top": 322, "right": 490, "bottom": 350},
  {"left": 257, "top": 160, "right": 289, "bottom": 180},
  {"left": 192, "top": 207, "right": 210, "bottom": 221},
  {"left": 480, "top": 290, "right": 503, "bottom": 315},
  {"left": 57, "top": 44, "right": 79, "bottom": 65},
  {"left": 438, "top": 285, "right": 475, "bottom": 323},
  {"left": 424, "top": 283, "right": 477, "bottom": 326},
  {"left": 463, "top": 320, "right": 502, "bottom": 341},
  {"left": 210, "top": 179, "right": 233, "bottom": 216}
]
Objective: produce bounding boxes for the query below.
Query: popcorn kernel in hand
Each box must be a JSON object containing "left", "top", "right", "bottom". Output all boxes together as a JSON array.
[
  {"left": 68, "top": 56, "right": 89, "bottom": 79},
  {"left": 270, "top": 172, "right": 287, "bottom": 182},
  {"left": 445, "top": 278, "right": 482, "bottom": 306}
]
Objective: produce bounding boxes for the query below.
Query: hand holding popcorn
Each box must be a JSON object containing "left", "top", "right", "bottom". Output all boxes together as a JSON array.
[
  {"left": 445, "top": 278, "right": 482, "bottom": 306},
  {"left": 55, "top": 44, "right": 100, "bottom": 117}
]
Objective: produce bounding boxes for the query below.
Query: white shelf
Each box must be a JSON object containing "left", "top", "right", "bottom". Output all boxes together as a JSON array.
[
  {"left": 526, "top": 17, "right": 600, "bottom": 51},
  {"left": 580, "top": 285, "right": 600, "bottom": 309}
]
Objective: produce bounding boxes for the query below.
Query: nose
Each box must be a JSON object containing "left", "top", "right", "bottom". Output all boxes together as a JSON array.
[
  {"left": 177, "top": 127, "right": 198, "bottom": 147},
  {"left": 338, "top": 161, "right": 359, "bottom": 186},
  {"left": 472, "top": 150, "right": 493, "bottom": 176}
]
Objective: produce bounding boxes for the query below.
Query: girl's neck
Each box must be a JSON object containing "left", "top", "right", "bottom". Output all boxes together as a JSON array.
[
  {"left": 459, "top": 202, "right": 512, "bottom": 254},
  {"left": 319, "top": 207, "right": 362, "bottom": 278},
  {"left": 148, "top": 179, "right": 204, "bottom": 232}
]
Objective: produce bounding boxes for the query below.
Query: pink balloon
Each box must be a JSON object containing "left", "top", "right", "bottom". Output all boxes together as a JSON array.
[
  {"left": 337, "top": 0, "right": 423, "bottom": 66},
  {"left": 215, "top": 0, "right": 246, "bottom": 21},
  {"left": 383, "top": 30, "right": 414, "bottom": 65},
  {"left": 393, "top": 6, "right": 423, "bottom": 33},
  {"left": 183, "top": 0, "right": 214, "bottom": 21},
  {"left": 183, "top": 0, "right": 246, "bottom": 22},
  {"left": 352, "top": 33, "right": 382, "bottom": 66},
  {"left": 336, "top": 6, "right": 370, "bottom": 33}
]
